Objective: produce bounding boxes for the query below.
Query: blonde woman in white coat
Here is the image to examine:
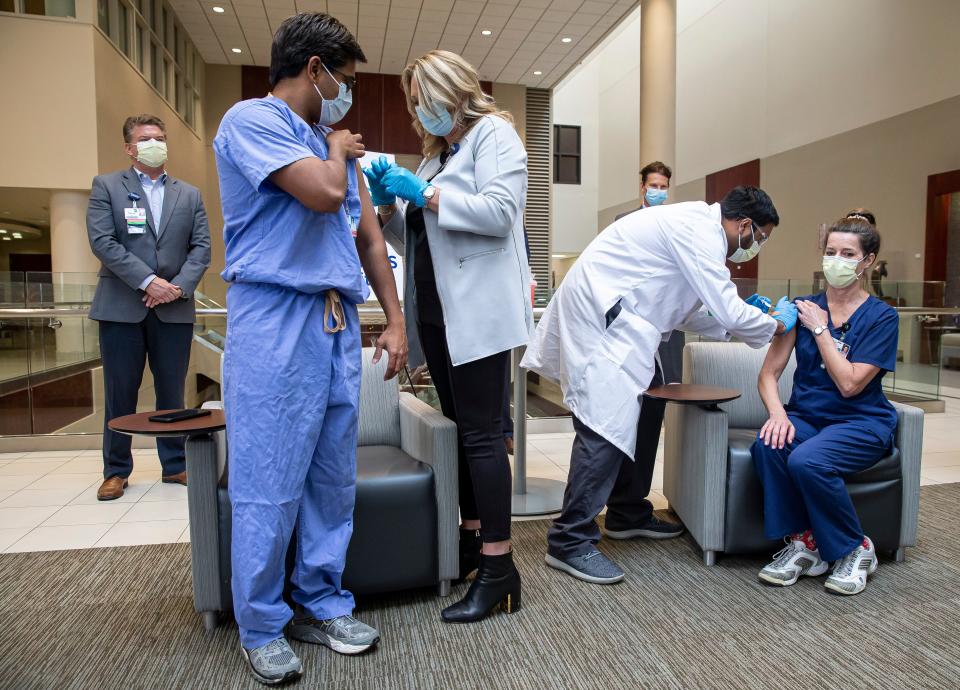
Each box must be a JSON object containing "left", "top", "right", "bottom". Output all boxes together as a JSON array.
[{"left": 365, "top": 50, "right": 532, "bottom": 623}]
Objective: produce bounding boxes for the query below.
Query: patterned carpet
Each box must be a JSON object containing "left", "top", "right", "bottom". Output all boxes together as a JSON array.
[{"left": 2, "top": 485, "right": 959, "bottom": 690}]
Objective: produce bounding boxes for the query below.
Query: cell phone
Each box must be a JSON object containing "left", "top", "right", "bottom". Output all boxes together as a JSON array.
[{"left": 149, "top": 408, "right": 212, "bottom": 423}]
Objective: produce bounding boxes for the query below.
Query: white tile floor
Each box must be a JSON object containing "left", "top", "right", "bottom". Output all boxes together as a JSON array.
[{"left": 2, "top": 398, "right": 959, "bottom": 554}]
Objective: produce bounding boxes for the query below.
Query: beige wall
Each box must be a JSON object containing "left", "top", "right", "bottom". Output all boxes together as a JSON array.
[
  {"left": 492, "top": 83, "right": 527, "bottom": 144},
  {"left": 201, "top": 64, "right": 243, "bottom": 304},
  {"left": 760, "top": 95, "right": 960, "bottom": 283},
  {"left": 677, "top": 0, "right": 960, "bottom": 184},
  {"left": 0, "top": 15, "right": 98, "bottom": 190}
]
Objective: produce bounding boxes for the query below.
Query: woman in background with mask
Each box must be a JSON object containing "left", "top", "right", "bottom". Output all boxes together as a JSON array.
[
  {"left": 752, "top": 212, "right": 898, "bottom": 596},
  {"left": 364, "top": 50, "right": 532, "bottom": 623}
]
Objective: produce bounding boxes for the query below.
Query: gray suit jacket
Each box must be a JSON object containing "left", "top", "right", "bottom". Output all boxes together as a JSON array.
[{"left": 87, "top": 167, "right": 211, "bottom": 324}]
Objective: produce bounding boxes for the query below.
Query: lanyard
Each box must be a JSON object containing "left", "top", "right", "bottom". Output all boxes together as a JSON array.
[{"left": 343, "top": 163, "right": 362, "bottom": 235}]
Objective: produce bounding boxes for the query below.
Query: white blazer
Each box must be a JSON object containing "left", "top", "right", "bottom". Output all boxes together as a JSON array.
[
  {"left": 383, "top": 114, "right": 533, "bottom": 367},
  {"left": 521, "top": 202, "right": 778, "bottom": 457}
]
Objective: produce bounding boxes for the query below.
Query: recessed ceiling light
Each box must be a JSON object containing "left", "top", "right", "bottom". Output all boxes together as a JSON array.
[
  {"left": 481, "top": 30, "right": 492, "bottom": 36},
  {"left": 533, "top": 70, "right": 542, "bottom": 75},
  {"left": 1, "top": 236, "right": 10, "bottom": 241},
  {"left": 561, "top": 37, "right": 573, "bottom": 43},
  {"left": 0, "top": 228, "right": 6, "bottom": 233},
  {"left": 12, "top": 232, "right": 22, "bottom": 238},
  {"left": 212, "top": 6, "right": 225, "bottom": 12},
  {"left": 231, "top": 47, "right": 242, "bottom": 53},
  {"left": 1, "top": 210, "right": 9, "bottom": 214}
]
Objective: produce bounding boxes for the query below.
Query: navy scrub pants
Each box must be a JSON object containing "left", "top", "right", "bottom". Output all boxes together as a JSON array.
[{"left": 751, "top": 415, "right": 890, "bottom": 561}]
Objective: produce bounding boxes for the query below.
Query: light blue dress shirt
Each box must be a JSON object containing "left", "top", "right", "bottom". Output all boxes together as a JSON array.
[{"left": 135, "top": 167, "right": 168, "bottom": 291}]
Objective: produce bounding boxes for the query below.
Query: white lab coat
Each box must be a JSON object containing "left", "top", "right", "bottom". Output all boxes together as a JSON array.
[{"left": 521, "top": 201, "right": 777, "bottom": 457}]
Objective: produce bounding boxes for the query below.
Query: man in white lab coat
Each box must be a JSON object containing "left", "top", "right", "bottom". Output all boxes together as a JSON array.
[{"left": 522, "top": 186, "right": 798, "bottom": 584}]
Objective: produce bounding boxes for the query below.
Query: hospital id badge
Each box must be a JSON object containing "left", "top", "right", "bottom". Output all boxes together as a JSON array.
[
  {"left": 125, "top": 207, "right": 147, "bottom": 234},
  {"left": 832, "top": 337, "right": 850, "bottom": 359},
  {"left": 347, "top": 215, "right": 359, "bottom": 238}
]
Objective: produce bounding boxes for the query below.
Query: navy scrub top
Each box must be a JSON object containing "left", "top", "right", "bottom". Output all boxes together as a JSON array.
[{"left": 786, "top": 293, "right": 900, "bottom": 445}]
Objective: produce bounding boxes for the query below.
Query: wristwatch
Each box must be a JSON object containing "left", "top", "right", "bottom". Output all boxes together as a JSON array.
[
  {"left": 814, "top": 324, "right": 827, "bottom": 337},
  {"left": 376, "top": 204, "right": 395, "bottom": 215},
  {"left": 422, "top": 185, "right": 437, "bottom": 203}
]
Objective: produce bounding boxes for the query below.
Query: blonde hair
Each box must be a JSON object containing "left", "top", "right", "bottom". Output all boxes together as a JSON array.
[{"left": 401, "top": 50, "right": 513, "bottom": 159}]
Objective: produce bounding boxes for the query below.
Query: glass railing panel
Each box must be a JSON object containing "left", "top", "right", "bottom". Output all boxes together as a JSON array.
[{"left": 0, "top": 271, "right": 26, "bottom": 307}]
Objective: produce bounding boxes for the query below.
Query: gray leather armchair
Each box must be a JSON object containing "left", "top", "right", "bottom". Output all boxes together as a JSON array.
[
  {"left": 663, "top": 341, "right": 923, "bottom": 566},
  {"left": 190, "top": 348, "right": 459, "bottom": 631}
]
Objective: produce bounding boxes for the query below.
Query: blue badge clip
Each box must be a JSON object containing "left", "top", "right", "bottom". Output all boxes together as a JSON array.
[{"left": 127, "top": 192, "right": 141, "bottom": 202}]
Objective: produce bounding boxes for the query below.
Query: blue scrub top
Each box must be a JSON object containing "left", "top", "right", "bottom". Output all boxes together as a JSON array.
[
  {"left": 787, "top": 293, "right": 899, "bottom": 443},
  {"left": 213, "top": 95, "right": 368, "bottom": 303}
]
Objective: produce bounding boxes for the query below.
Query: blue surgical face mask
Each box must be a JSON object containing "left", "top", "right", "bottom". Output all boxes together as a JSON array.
[
  {"left": 416, "top": 104, "right": 455, "bottom": 137},
  {"left": 315, "top": 65, "right": 352, "bottom": 126},
  {"left": 644, "top": 187, "right": 668, "bottom": 206}
]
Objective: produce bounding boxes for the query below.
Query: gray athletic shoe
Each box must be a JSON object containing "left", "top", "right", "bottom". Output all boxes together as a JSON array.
[
  {"left": 758, "top": 538, "right": 829, "bottom": 587},
  {"left": 287, "top": 614, "right": 380, "bottom": 655},
  {"left": 545, "top": 550, "right": 625, "bottom": 584},
  {"left": 241, "top": 638, "right": 302, "bottom": 686}
]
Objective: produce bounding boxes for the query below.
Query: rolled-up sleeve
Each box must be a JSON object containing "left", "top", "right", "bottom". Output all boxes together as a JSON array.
[
  {"left": 438, "top": 117, "right": 527, "bottom": 238},
  {"left": 215, "top": 102, "right": 315, "bottom": 192}
]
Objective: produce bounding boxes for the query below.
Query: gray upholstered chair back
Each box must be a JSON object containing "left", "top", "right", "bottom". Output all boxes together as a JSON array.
[
  {"left": 358, "top": 347, "right": 402, "bottom": 447},
  {"left": 682, "top": 341, "right": 797, "bottom": 429}
]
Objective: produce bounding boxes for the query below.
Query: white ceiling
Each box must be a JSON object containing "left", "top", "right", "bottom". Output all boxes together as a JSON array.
[{"left": 167, "top": 0, "right": 640, "bottom": 88}]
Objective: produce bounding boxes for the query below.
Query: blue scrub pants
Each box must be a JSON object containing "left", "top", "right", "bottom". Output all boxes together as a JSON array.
[
  {"left": 224, "top": 282, "right": 360, "bottom": 650},
  {"left": 751, "top": 415, "right": 890, "bottom": 562}
]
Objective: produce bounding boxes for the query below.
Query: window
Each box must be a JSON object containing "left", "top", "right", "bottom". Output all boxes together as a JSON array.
[
  {"left": 118, "top": 2, "right": 130, "bottom": 56},
  {"left": 2, "top": 0, "right": 75, "bottom": 16},
  {"left": 0, "top": 0, "right": 17, "bottom": 11},
  {"left": 135, "top": 23, "right": 145, "bottom": 70},
  {"left": 97, "top": 0, "right": 109, "bottom": 33},
  {"left": 150, "top": 41, "right": 162, "bottom": 93},
  {"left": 553, "top": 125, "right": 581, "bottom": 184}
]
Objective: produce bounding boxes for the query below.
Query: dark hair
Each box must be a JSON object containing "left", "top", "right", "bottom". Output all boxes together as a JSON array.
[
  {"left": 720, "top": 186, "right": 780, "bottom": 227},
  {"left": 640, "top": 161, "right": 672, "bottom": 183},
  {"left": 845, "top": 207, "right": 877, "bottom": 226},
  {"left": 270, "top": 13, "right": 366, "bottom": 87},
  {"left": 123, "top": 114, "right": 165, "bottom": 143},
  {"left": 826, "top": 216, "right": 881, "bottom": 256}
]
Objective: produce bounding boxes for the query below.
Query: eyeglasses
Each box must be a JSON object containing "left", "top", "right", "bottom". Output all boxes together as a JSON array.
[
  {"left": 751, "top": 221, "right": 770, "bottom": 246},
  {"left": 325, "top": 65, "right": 357, "bottom": 92}
]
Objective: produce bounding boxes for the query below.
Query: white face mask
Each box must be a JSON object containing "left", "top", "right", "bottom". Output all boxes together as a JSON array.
[
  {"left": 729, "top": 222, "right": 762, "bottom": 264},
  {"left": 314, "top": 64, "right": 353, "bottom": 126}
]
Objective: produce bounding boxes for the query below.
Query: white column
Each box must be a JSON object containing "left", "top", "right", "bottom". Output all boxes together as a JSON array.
[
  {"left": 50, "top": 189, "right": 98, "bottom": 358},
  {"left": 639, "top": 0, "right": 677, "bottom": 184}
]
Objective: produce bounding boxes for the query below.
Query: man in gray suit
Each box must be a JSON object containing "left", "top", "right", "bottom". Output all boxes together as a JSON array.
[{"left": 87, "top": 114, "right": 211, "bottom": 500}]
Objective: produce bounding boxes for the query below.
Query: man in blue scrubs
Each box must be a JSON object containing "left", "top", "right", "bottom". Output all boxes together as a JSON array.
[{"left": 214, "top": 13, "right": 407, "bottom": 685}]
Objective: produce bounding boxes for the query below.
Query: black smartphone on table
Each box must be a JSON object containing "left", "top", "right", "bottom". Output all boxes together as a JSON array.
[{"left": 148, "top": 409, "right": 212, "bottom": 423}]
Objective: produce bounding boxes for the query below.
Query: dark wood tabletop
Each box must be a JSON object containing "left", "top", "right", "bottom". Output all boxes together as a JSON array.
[
  {"left": 108, "top": 409, "right": 226, "bottom": 438},
  {"left": 644, "top": 384, "right": 741, "bottom": 405}
]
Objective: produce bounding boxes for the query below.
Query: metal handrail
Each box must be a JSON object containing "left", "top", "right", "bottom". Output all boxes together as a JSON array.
[{"left": 0, "top": 305, "right": 557, "bottom": 318}]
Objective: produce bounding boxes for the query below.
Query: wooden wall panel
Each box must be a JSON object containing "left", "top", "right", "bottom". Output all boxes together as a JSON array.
[
  {"left": 705, "top": 159, "right": 761, "bottom": 291},
  {"left": 31, "top": 370, "right": 94, "bottom": 434}
]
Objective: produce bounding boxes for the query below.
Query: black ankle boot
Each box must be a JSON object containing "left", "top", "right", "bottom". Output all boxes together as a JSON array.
[
  {"left": 441, "top": 551, "right": 521, "bottom": 623},
  {"left": 457, "top": 528, "right": 482, "bottom": 582}
]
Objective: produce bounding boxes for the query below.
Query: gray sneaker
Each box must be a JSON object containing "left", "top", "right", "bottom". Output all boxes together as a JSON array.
[
  {"left": 287, "top": 614, "right": 380, "bottom": 655},
  {"left": 545, "top": 550, "right": 625, "bottom": 584},
  {"left": 241, "top": 638, "right": 302, "bottom": 686}
]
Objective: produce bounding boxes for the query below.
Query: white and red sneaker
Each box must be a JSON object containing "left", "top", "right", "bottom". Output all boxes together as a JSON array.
[
  {"left": 758, "top": 534, "right": 828, "bottom": 586},
  {"left": 825, "top": 536, "right": 877, "bottom": 596}
]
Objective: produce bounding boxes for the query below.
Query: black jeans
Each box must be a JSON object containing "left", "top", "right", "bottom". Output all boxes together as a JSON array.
[
  {"left": 546, "top": 364, "right": 666, "bottom": 559},
  {"left": 99, "top": 311, "right": 193, "bottom": 479},
  {"left": 418, "top": 321, "right": 513, "bottom": 543}
]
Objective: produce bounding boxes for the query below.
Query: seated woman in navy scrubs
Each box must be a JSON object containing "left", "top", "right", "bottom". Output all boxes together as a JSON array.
[{"left": 752, "top": 211, "right": 898, "bottom": 596}]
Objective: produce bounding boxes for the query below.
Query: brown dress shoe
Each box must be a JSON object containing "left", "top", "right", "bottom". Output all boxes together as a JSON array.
[
  {"left": 162, "top": 471, "right": 187, "bottom": 486},
  {"left": 97, "top": 476, "right": 128, "bottom": 501}
]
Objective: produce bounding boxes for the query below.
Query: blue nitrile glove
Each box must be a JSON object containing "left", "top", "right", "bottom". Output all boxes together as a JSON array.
[
  {"left": 382, "top": 166, "right": 430, "bottom": 208},
  {"left": 772, "top": 296, "right": 798, "bottom": 333},
  {"left": 361, "top": 156, "right": 396, "bottom": 206},
  {"left": 745, "top": 293, "right": 773, "bottom": 313}
]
